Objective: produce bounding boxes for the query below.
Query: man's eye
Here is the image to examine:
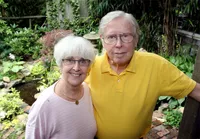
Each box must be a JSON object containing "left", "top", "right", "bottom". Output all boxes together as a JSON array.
[
  {"left": 107, "top": 35, "right": 116, "bottom": 39},
  {"left": 122, "top": 34, "right": 128, "bottom": 38}
]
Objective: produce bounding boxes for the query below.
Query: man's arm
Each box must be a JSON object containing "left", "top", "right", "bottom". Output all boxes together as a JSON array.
[{"left": 189, "top": 83, "right": 200, "bottom": 102}]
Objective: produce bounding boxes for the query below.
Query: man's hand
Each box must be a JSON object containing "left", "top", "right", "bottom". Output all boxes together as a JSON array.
[{"left": 189, "top": 83, "right": 200, "bottom": 102}]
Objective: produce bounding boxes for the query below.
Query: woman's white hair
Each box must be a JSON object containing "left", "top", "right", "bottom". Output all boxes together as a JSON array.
[
  {"left": 54, "top": 35, "right": 96, "bottom": 67},
  {"left": 99, "top": 10, "right": 140, "bottom": 39}
]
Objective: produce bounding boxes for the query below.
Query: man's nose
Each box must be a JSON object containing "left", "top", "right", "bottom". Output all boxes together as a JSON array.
[{"left": 115, "top": 36, "right": 122, "bottom": 47}]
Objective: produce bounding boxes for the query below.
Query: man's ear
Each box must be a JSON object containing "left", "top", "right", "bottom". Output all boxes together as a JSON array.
[{"left": 99, "top": 35, "right": 105, "bottom": 48}]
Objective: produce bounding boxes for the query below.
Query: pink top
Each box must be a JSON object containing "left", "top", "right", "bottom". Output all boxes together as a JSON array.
[{"left": 25, "top": 82, "right": 97, "bottom": 139}]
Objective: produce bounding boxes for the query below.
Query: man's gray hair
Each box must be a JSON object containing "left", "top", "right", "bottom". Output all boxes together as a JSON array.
[
  {"left": 54, "top": 35, "right": 96, "bottom": 67},
  {"left": 99, "top": 10, "right": 140, "bottom": 39}
]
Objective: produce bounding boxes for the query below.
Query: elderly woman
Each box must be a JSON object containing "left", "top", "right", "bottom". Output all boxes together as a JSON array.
[{"left": 25, "top": 35, "right": 97, "bottom": 139}]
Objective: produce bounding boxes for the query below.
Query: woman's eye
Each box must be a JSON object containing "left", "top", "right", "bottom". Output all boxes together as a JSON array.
[
  {"left": 80, "top": 60, "right": 86, "bottom": 64},
  {"left": 67, "top": 59, "right": 74, "bottom": 63}
]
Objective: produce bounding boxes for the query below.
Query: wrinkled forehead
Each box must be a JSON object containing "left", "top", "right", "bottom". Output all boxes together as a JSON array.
[{"left": 103, "top": 17, "right": 136, "bottom": 35}]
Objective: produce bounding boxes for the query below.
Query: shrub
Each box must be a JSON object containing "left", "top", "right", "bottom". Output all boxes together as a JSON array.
[
  {"left": 4, "top": 27, "right": 42, "bottom": 60},
  {"left": 163, "top": 109, "right": 182, "bottom": 128},
  {"left": 0, "top": 88, "right": 24, "bottom": 125}
]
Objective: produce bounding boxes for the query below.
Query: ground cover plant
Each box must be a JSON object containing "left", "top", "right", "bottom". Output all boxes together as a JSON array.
[{"left": 0, "top": 88, "right": 25, "bottom": 135}]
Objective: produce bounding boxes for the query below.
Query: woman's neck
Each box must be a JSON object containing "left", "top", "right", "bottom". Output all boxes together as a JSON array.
[{"left": 54, "top": 79, "right": 83, "bottom": 102}]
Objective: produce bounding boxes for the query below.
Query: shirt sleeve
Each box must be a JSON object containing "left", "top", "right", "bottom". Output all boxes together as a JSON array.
[
  {"left": 25, "top": 105, "right": 50, "bottom": 139},
  {"left": 158, "top": 57, "right": 196, "bottom": 99}
]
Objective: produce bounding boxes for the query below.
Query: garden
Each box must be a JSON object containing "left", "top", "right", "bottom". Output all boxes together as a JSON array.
[{"left": 0, "top": 0, "right": 200, "bottom": 138}]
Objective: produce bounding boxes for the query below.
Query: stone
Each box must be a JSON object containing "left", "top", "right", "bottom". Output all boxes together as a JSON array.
[
  {"left": 179, "top": 107, "right": 184, "bottom": 113},
  {"left": 83, "top": 31, "right": 100, "bottom": 40},
  {"left": 34, "top": 93, "right": 41, "bottom": 99},
  {"left": 154, "top": 125, "right": 166, "bottom": 131},
  {"left": 0, "top": 81, "right": 5, "bottom": 88},
  {"left": 3, "top": 76, "right": 10, "bottom": 83},
  {"left": 157, "top": 129, "right": 170, "bottom": 137}
]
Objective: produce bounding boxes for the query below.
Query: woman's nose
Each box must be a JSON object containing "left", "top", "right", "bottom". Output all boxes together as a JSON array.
[{"left": 72, "top": 61, "right": 81, "bottom": 71}]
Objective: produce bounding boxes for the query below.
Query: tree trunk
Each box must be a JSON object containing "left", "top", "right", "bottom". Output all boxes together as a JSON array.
[
  {"left": 178, "top": 47, "right": 200, "bottom": 139},
  {"left": 162, "top": 0, "right": 177, "bottom": 55}
]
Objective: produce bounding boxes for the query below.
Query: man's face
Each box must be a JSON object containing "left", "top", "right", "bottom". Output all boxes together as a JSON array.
[{"left": 101, "top": 17, "right": 138, "bottom": 67}]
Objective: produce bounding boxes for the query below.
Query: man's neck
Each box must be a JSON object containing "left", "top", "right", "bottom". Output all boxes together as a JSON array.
[{"left": 109, "top": 61, "right": 129, "bottom": 74}]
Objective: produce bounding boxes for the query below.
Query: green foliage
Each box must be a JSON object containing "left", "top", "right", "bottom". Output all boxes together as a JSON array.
[
  {"left": 0, "top": 88, "right": 24, "bottom": 123},
  {"left": 0, "top": 0, "right": 7, "bottom": 8},
  {"left": 30, "top": 60, "right": 60, "bottom": 91},
  {"left": 178, "top": 0, "right": 200, "bottom": 33},
  {"left": 0, "top": 20, "right": 13, "bottom": 36},
  {"left": 4, "top": 27, "right": 42, "bottom": 60},
  {"left": 159, "top": 96, "right": 185, "bottom": 109},
  {"left": 166, "top": 54, "right": 195, "bottom": 78},
  {"left": 0, "top": 88, "right": 25, "bottom": 135},
  {"left": 1, "top": 20, "right": 49, "bottom": 61},
  {"left": 47, "top": 0, "right": 99, "bottom": 36},
  {"left": 47, "top": 0, "right": 80, "bottom": 29},
  {"left": 0, "top": 20, "right": 13, "bottom": 59},
  {"left": 2, "top": 0, "right": 46, "bottom": 27},
  {"left": 63, "top": 16, "right": 99, "bottom": 36},
  {"left": 88, "top": 0, "right": 142, "bottom": 19},
  {"left": 37, "top": 68, "right": 61, "bottom": 91},
  {"left": 4, "top": 0, "right": 46, "bottom": 16},
  {"left": 31, "top": 61, "right": 47, "bottom": 77},
  {"left": 163, "top": 109, "right": 182, "bottom": 128},
  {"left": 0, "top": 61, "right": 25, "bottom": 80},
  {"left": 138, "top": 13, "right": 162, "bottom": 53}
]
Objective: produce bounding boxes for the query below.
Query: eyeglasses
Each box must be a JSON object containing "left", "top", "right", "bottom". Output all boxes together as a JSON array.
[
  {"left": 62, "top": 58, "right": 90, "bottom": 67},
  {"left": 102, "top": 33, "right": 134, "bottom": 45}
]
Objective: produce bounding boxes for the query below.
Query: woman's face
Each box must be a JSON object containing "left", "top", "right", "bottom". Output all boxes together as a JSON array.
[{"left": 60, "top": 56, "right": 90, "bottom": 87}]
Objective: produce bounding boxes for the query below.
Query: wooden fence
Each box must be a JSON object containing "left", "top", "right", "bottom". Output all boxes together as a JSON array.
[{"left": 0, "top": 15, "right": 46, "bottom": 28}]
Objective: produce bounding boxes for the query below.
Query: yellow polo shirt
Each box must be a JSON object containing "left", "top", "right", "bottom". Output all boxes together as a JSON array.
[{"left": 86, "top": 51, "right": 196, "bottom": 139}]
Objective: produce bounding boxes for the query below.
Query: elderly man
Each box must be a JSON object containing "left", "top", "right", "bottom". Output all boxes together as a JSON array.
[{"left": 86, "top": 10, "right": 200, "bottom": 139}]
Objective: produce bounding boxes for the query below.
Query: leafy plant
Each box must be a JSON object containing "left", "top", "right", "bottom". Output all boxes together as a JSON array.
[
  {"left": 0, "top": 0, "right": 7, "bottom": 8},
  {"left": 4, "top": 27, "right": 42, "bottom": 60},
  {"left": 0, "top": 20, "right": 13, "bottom": 60},
  {"left": 166, "top": 54, "right": 195, "bottom": 78},
  {"left": 138, "top": 13, "right": 162, "bottom": 53},
  {"left": 0, "top": 88, "right": 24, "bottom": 124},
  {"left": 158, "top": 96, "right": 185, "bottom": 109},
  {"left": 0, "top": 88, "right": 26, "bottom": 136},
  {"left": 163, "top": 109, "right": 182, "bottom": 128},
  {"left": 178, "top": 0, "right": 200, "bottom": 33},
  {"left": 31, "top": 61, "right": 47, "bottom": 77},
  {"left": 0, "top": 61, "right": 25, "bottom": 80},
  {"left": 47, "top": 0, "right": 99, "bottom": 36},
  {"left": 30, "top": 60, "right": 60, "bottom": 91},
  {"left": 2, "top": 0, "right": 46, "bottom": 27}
]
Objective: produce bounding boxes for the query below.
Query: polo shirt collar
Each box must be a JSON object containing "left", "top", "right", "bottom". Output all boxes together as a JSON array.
[
  {"left": 101, "top": 51, "right": 137, "bottom": 74},
  {"left": 126, "top": 51, "right": 137, "bottom": 73},
  {"left": 101, "top": 53, "right": 112, "bottom": 73}
]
